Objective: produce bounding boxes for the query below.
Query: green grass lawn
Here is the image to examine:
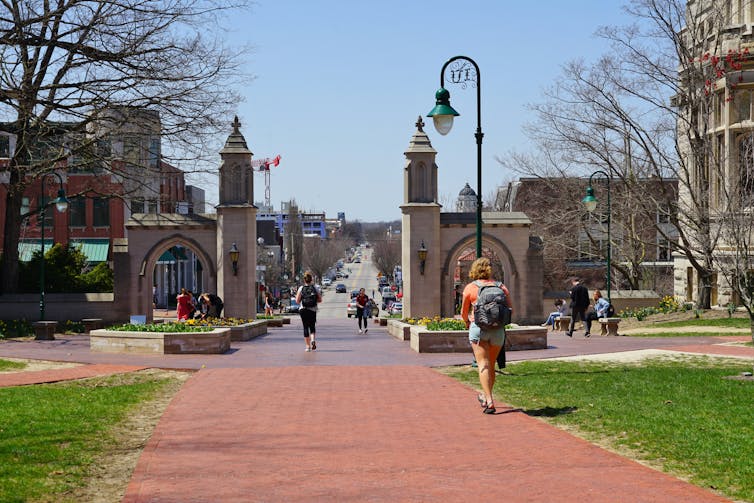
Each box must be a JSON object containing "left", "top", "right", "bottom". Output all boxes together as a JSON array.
[
  {"left": 0, "top": 372, "right": 179, "bottom": 502},
  {"left": 0, "top": 359, "right": 26, "bottom": 372},
  {"left": 652, "top": 317, "right": 751, "bottom": 328},
  {"left": 448, "top": 356, "right": 754, "bottom": 502}
]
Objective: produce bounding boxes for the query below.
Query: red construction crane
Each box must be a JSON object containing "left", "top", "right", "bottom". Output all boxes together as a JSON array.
[{"left": 251, "top": 155, "right": 281, "bottom": 207}]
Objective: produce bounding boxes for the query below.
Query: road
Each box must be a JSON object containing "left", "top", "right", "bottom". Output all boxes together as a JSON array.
[{"left": 318, "top": 250, "right": 380, "bottom": 320}]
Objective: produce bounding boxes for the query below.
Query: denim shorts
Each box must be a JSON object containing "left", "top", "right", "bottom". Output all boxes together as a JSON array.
[{"left": 468, "top": 322, "right": 505, "bottom": 346}]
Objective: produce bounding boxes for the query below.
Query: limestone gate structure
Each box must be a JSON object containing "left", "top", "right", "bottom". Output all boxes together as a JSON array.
[{"left": 400, "top": 118, "right": 543, "bottom": 323}]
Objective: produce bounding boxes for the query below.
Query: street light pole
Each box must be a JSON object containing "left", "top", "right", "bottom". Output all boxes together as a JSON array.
[
  {"left": 38, "top": 172, "right": 69, "bottom": 320},
  {"left": 582, "top": 170, "right": 612, "bottom": 305},
  {"left": 428, "top": 56, "right": 484, "bottom": 258}
]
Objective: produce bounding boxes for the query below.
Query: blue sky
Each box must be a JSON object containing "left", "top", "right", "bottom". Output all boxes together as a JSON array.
[{"left": 203, "top": 1, "right": 632, "bottom": 221}]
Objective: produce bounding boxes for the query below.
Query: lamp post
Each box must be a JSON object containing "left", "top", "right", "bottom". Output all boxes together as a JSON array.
[
  {"left": 229, "top": 242, "right": 239, "bottom": 276},
  {"left": 39, "top": 172, "right": 69, "bottom": 320},
  {"left": 417, "top": 240, "right": 428, "bottom": 275},
  {"left": 582, "top": 170, "right": 612, "bottom": 305},
  {"left": 428, "top": 55, "right": 483, "bottom": 258}
]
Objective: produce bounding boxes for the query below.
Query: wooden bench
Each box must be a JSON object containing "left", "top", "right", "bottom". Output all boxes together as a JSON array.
[
  {"left": 599, "top": 317, "right": 621, "bottom": 336},
  {"left": 554, "top": 315, "right": 571, "bottom": 331}
]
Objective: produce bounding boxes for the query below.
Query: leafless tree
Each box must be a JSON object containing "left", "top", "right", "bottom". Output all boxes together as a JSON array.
[
  {"left": 301, "top": 237, "right": 341, "bottom": 283},
  {"left": 0, "top": 0, "right": 248, "bottom": 292},
  {"left": 284, "top": 200, "right": 303, "bottom": 279},
  {"left": 502, "top": 0, "right": 737, "bottom": 308},
  {"left": 371, "top": 238, "right": 400, "bottom": 280}
]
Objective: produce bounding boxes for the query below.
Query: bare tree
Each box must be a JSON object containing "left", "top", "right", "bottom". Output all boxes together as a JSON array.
[
  {"left": 301, "top": 237, "right": 341, "bottom": 283},
  {"left": 504, "top": 0, "right": 736, "bottom": 308},
  {"left": 283, "top": 200, "right": 303, "bottom": 279},
  {"left": 371, "top": 239, "right": 400, "bottom": 280},
  {"left": 0, "top": 0, "right": 248, "bottom": 292}
]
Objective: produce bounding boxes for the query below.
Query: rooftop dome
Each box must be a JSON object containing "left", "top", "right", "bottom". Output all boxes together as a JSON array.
[{"left": 459, "top": 182, "right": 476, "bottom": 196}]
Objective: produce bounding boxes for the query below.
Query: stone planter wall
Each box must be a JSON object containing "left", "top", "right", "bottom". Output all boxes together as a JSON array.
[
  {"left": 90, "top": 328, "right": 231, "bottom": 354},
  {"left": 409, "top": 326, "right": 548, "bottom": 353},
  {"left": 387, "top": 320, "right": 411, "bottom": 341},
  {"left": 211, "top": 321, "right": 267, "bottom": 342}
]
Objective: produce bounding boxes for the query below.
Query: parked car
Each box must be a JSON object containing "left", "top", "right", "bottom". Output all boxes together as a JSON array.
[
  {"left": 322, "top": 278, "right": 332, "bottom": 287},
  {"left": 388, "top": 302, "right": 403, "bottom": 316},
  {"left": 285, "top": 298, "right": 301, "bottom": 313},
  {"left": 347, "top": 297, "right": 379, "bottom": 318},
  {"left": 381, "top": 293, "right": 397, "bottom": 310},
  {"left": 335, "top": 283, "right": 347, "bottom": 293}
]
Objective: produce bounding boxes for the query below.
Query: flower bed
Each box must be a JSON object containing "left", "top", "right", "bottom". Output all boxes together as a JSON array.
[
  {"left": 90, "top": 327, "right": 231, "bottom": 354},
  {"left": 407, "top": 322, "right": 548, "bottom": 354}
]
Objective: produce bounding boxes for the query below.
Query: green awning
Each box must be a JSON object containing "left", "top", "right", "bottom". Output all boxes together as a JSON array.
[
  {"left": 157, "top": 250, "right": 176, "bottom": 264},
  {"left": 19, "top": 239, "right": 109, "bottom": 262},
  {"left": 70, "top": 239, "right": 110, "bottom": 263},
  {"left": 18, "top": 240, "right": 52, "bottom": 261}
]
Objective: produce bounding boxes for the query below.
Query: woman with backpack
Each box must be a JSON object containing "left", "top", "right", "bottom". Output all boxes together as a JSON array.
[
  {"left": 460, "top": 257, "right": 512, "bottom": 415},
  {"left": 295, "top": 271, "right": 322, "bottom": 352}
]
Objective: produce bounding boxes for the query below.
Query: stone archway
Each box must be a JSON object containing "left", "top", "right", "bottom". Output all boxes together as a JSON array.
[
  {"left": 140, "top": 234, "right": 217, "bottom": 317},
  {"left": 440, "top": 234, "right": 520, "bottom": 318}
]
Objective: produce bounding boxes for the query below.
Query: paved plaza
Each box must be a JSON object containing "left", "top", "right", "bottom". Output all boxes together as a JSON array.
[{"left": 1, "top": 316, "right": 751, "bottom": 502}]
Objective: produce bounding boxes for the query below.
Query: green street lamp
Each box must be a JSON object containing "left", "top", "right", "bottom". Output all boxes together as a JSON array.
[
  {"left": 39, "top": 172, "right": 69, "bottom": 321},
  {"left": 582, "top": 170, "right": 611, "bottom": 305},
  {"left": 428, "top": 55, "right": 484, "bottom": 259}
]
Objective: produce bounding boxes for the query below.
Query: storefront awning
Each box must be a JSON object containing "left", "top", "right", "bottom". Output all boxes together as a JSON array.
[
  {"left": 70, "top": 239, "right": 110, "bottom": 263},
  {"left": 157, "top": 250, "right": 176, "bottom": 264},
  {"left": 18, "top": 239, "right": 109, "bottom": 263},
  {"left": 18, "top": 240, "right": 52, "bottom": 261}
]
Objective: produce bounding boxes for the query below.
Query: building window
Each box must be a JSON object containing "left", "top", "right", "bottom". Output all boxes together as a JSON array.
[
  {"left": 69, "top": 196, "right": 86, "bottom": 227},
  {"left": 736, "top": 89, "right": 751, "bottom": 122},
  {"left": 147, "top": 199, "right": 158, "bottom": 214},
  {"left": 93, "top": 198, "right": 109, "bottom": 227},
  {"left": 658, "top": 237, "right": 672, "bottom": 261},
  {"left": 738, "top": 132, "right": 754, "bottom": 202},
  {"left": 131, "top": 198, "right": 144, "bottom": 213},
  {"left": 149, "top": 138, "right": 160, "bottom": 169},
  {"left": 0, "top": 135, "right": 9, "bottom": 158},
  {"left": 657, "top": 205, "right": 671, "bottom": 224}
]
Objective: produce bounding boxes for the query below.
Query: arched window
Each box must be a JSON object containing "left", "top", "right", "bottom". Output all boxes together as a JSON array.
[{"left": 737, "top": 132, "right": 754, "bottom": 205}]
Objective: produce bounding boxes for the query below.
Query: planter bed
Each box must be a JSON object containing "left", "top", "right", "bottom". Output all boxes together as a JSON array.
[
  {"left": 409, "top": 325, "right": 547, "bottom": 353},
  {"left": 387, "top": 320, "right": 412, "bottom": 341},
  {"left": 263, "top": 317, "right": 284, "bottom": 327},
  {"left": 210, "top": 321, "right": 267, "bottom": 342},
  {"left": 90, "top": 328, "right": 231, "bottom": 354}
]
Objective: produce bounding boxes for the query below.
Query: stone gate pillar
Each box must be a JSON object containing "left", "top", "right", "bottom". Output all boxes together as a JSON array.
[
  {"left": 401, "top": 118, "right": 441, "bottom": 319},
  {"left": 216, "top": 117, "right": 258, "bottom": 318}
]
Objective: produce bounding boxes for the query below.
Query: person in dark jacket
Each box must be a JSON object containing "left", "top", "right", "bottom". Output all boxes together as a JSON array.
[{"left": 567, "top": 278, "right": 590, "bottom": 338}]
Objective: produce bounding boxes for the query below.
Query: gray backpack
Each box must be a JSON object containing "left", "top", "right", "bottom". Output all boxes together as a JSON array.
[{"left": 473, "top": 281, "right": 511, "bottom": 330}]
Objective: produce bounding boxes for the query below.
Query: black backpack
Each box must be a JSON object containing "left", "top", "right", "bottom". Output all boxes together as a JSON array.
[
  {"left": 473, "top": 281, "right": 511, "bottom": 330},
  {"left": 301, "top": 285, "right": 318, "bottom": 308}
]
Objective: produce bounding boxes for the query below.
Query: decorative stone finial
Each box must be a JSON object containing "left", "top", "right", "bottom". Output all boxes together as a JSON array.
[
  {"left": 415, "top": 116, "right": 425, "bottom": 132},
  {"left": 232, "top": 115, "right": 241, "bottom": 133}
]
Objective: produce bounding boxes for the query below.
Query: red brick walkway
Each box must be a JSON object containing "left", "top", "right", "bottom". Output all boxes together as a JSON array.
[
  {"left": 0, "top": 364, "right": 147, "bottom": 387},
  {"left": 122, "top": 366, "right": 729, "bottom": 502}
]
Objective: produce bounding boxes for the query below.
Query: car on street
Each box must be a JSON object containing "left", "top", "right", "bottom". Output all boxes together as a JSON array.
[
  {"left": 285, "top": 298, "right": 301, "bottom": 313},
  {"left": 335, "top": 283, "right": 347, "bottom": 293},
  {"left": 381, "top": 293, "right": 397, "bottom": 310},
  {"left": 347, "top": 297, "right": 379, "bottom": 318},
  {"left": 388, "top": 302, "right": 403, "bottom": 316},
  {"left": 322, "top": 278, "right": 332, "bottom": 287}
]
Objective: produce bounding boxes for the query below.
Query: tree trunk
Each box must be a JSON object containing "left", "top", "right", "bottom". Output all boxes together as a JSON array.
[{"left": 0, "top": 181, "right": 24, "bottom": 294}]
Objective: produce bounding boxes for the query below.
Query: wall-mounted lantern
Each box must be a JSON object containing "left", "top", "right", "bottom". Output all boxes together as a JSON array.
[
  {"left": 229, "top": 242, "right": 239, "bottom": 276},
  {"left": 417, "top": 240, "right": 428, "bottom": 275}
]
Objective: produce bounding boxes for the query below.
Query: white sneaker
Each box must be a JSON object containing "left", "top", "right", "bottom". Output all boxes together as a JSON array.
[
  {"left": 358, "top": 329, "right": 363, "bottom": 334},
  {"left": 305, "top": 347, "right": 311, "bottom": 352}
]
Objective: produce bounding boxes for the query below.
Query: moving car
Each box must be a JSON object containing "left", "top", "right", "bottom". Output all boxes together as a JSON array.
[
  {"left": 335, "top": 283, "right": 347, "bottom": 293},
  {"left": 322, "top": 278, "right": 332, "bottom": 287}
]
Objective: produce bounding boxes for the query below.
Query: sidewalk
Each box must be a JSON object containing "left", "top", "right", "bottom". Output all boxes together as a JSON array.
[{"left": 1, "top": 318, "right": 747, "bottom": 501}]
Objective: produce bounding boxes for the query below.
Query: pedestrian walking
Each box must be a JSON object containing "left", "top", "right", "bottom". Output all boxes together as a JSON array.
[
  {"left": 355, "top": 288, "right": 369, "bottom": 333},
  {"left": 296, "top": 271, "right": 322, "bottom": 351},
  {"left": 460, "top": 257, "right": 512, "bottom": 415},
  {"left": 567, "top": 278, "right": 590, "bottom": 337}
]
